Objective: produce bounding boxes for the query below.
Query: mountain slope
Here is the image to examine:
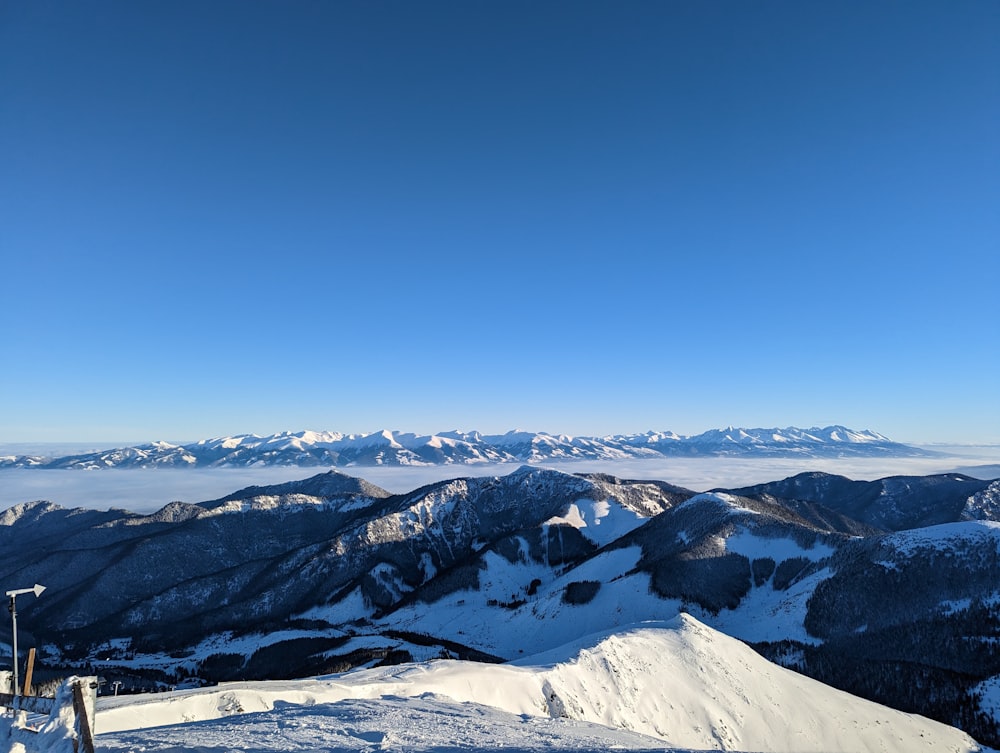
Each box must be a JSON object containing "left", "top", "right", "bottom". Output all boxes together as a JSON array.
[
  {"left": 1, "top": 468, "right": 688, "bottom": 649},
  {"left": 370, "top": 482, "right": 1000, "bottom": 745},
  {"left": 724, "top": 471, "right": 994, "bottom": 530},
  {"left": 6, "top": 466, "right": 1000, "bottom": 747}
]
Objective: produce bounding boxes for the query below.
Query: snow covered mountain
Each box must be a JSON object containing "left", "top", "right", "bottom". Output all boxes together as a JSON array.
[
  {"left": 724, "top": 470, "right": 995, "bottom": 530},
  {"left": 4, "top": 466, "right": 999, "bottom": 747},
  {"left": 90, "top": 615, "right": 989, "bottom": 753},
  {"left": 0, "top": 425, "right": 934, "bottom": 470}
]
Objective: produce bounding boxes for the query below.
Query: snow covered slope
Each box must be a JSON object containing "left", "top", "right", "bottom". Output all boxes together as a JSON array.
[
  {"left": 0, "top": 467, "right": 687, "bottom": 648},
  {"left": 94, "top": 615, "right": 989, "bottom": 753},
  {"left": 98, "top": 695, "right": 670, "bottom": 752}
]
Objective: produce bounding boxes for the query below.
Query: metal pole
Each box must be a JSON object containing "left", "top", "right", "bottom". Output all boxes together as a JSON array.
[
  {"left": 8, "top": 595, "right": 18, "bottom": 697},
  {"left": 4, "top": 586, "right": 44, "bottom": 698}
]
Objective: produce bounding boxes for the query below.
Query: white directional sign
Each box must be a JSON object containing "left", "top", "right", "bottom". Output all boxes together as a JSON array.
[{"left": 5, "top": 584, "right": 45, "bottom": 599}]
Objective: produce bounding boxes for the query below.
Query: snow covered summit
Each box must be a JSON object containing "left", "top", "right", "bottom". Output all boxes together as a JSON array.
[{"left": 94, "top": 614, "right": 988, "bottom": 753}]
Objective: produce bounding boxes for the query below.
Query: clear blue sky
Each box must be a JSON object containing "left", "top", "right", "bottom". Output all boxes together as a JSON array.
[{"left": 1, "top": 0, "right": 997, "bottom": 445}]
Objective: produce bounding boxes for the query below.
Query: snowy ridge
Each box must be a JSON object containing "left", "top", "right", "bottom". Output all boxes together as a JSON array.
[
  {"left": 880, "top": 519, "right": 1000, "bottom": 558},
  {"left": 93, "top": 614, "right": 986, "bottom": 753},
  {"left": 0, "top": 424, "right": 934, "bottom": 470},
  {"left": 674, "top": 491, "right": 763, "bottom": 516}
]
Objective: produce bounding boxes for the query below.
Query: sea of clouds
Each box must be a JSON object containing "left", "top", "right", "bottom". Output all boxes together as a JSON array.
[{"left": 1, "top": 446, "right": 998, "bottom": 514}]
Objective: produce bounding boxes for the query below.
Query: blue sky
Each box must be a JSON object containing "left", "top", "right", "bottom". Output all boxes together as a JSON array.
[{"left": 1, "top": 0, "right": 997, "bottom": 445}]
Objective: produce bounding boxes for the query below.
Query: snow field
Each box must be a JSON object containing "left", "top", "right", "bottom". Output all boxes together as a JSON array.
[
  {"left": 382, "top": 545, "right": 678, "bottom": 658},
  {"left": 544, "top": 497, "right": 647, "bottom": 547},
  {"left": 704, "top": 529, "right": 835, "bottom": 644},
  {"left": 98, "top": 695, "right": 673, "bottom": 752}
]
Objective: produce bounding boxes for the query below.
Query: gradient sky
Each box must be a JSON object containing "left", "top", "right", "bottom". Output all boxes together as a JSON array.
[{"left": 1, "top": 0, "right": 997, "bottom": 445}]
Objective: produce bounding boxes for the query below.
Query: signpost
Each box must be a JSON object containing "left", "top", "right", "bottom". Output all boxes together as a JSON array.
[{"left": 6, "top": 584, "right": 45, "bottom": 697}]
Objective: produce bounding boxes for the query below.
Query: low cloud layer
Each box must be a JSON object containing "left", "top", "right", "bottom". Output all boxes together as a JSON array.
[{"left": 1, "top": 448, "right": 998, "bottom": 514}]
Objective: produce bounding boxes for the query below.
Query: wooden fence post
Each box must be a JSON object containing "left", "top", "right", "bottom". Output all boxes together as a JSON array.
[
  {"left": 22, "top": 647, "right": 36, "bottom": 696},
  {"left": 0, "top": 675, "right": 98, "bottom": 753},
  {"left": 71, "top": 679, "right": 97, "bottom": 753}
]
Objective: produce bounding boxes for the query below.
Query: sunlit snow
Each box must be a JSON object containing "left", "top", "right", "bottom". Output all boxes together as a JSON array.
[{"left": 84, "top": 614, "right": 986, "bottom": 753}]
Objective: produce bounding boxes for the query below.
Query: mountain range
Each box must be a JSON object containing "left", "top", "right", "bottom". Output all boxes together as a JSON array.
[
  {"left": 2, "top": 464, "right": 998, "bottom": 747},
  {"left": 0, "top": 425, "right": 934, "bottom": 469}
]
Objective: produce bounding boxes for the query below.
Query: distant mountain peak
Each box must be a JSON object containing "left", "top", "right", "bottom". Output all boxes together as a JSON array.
[{"left": 0, "top": 425, "right": 936, "bottom": 471}]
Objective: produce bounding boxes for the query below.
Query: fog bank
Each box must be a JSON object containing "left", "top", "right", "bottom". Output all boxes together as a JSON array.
[{"left": 1, "top": 447, "right": 998, "bottom": 514}]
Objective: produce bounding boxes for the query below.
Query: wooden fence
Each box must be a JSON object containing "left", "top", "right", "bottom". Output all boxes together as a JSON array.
[{"left": 1, "top": 676, "right": 97, "bottom": 753}]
